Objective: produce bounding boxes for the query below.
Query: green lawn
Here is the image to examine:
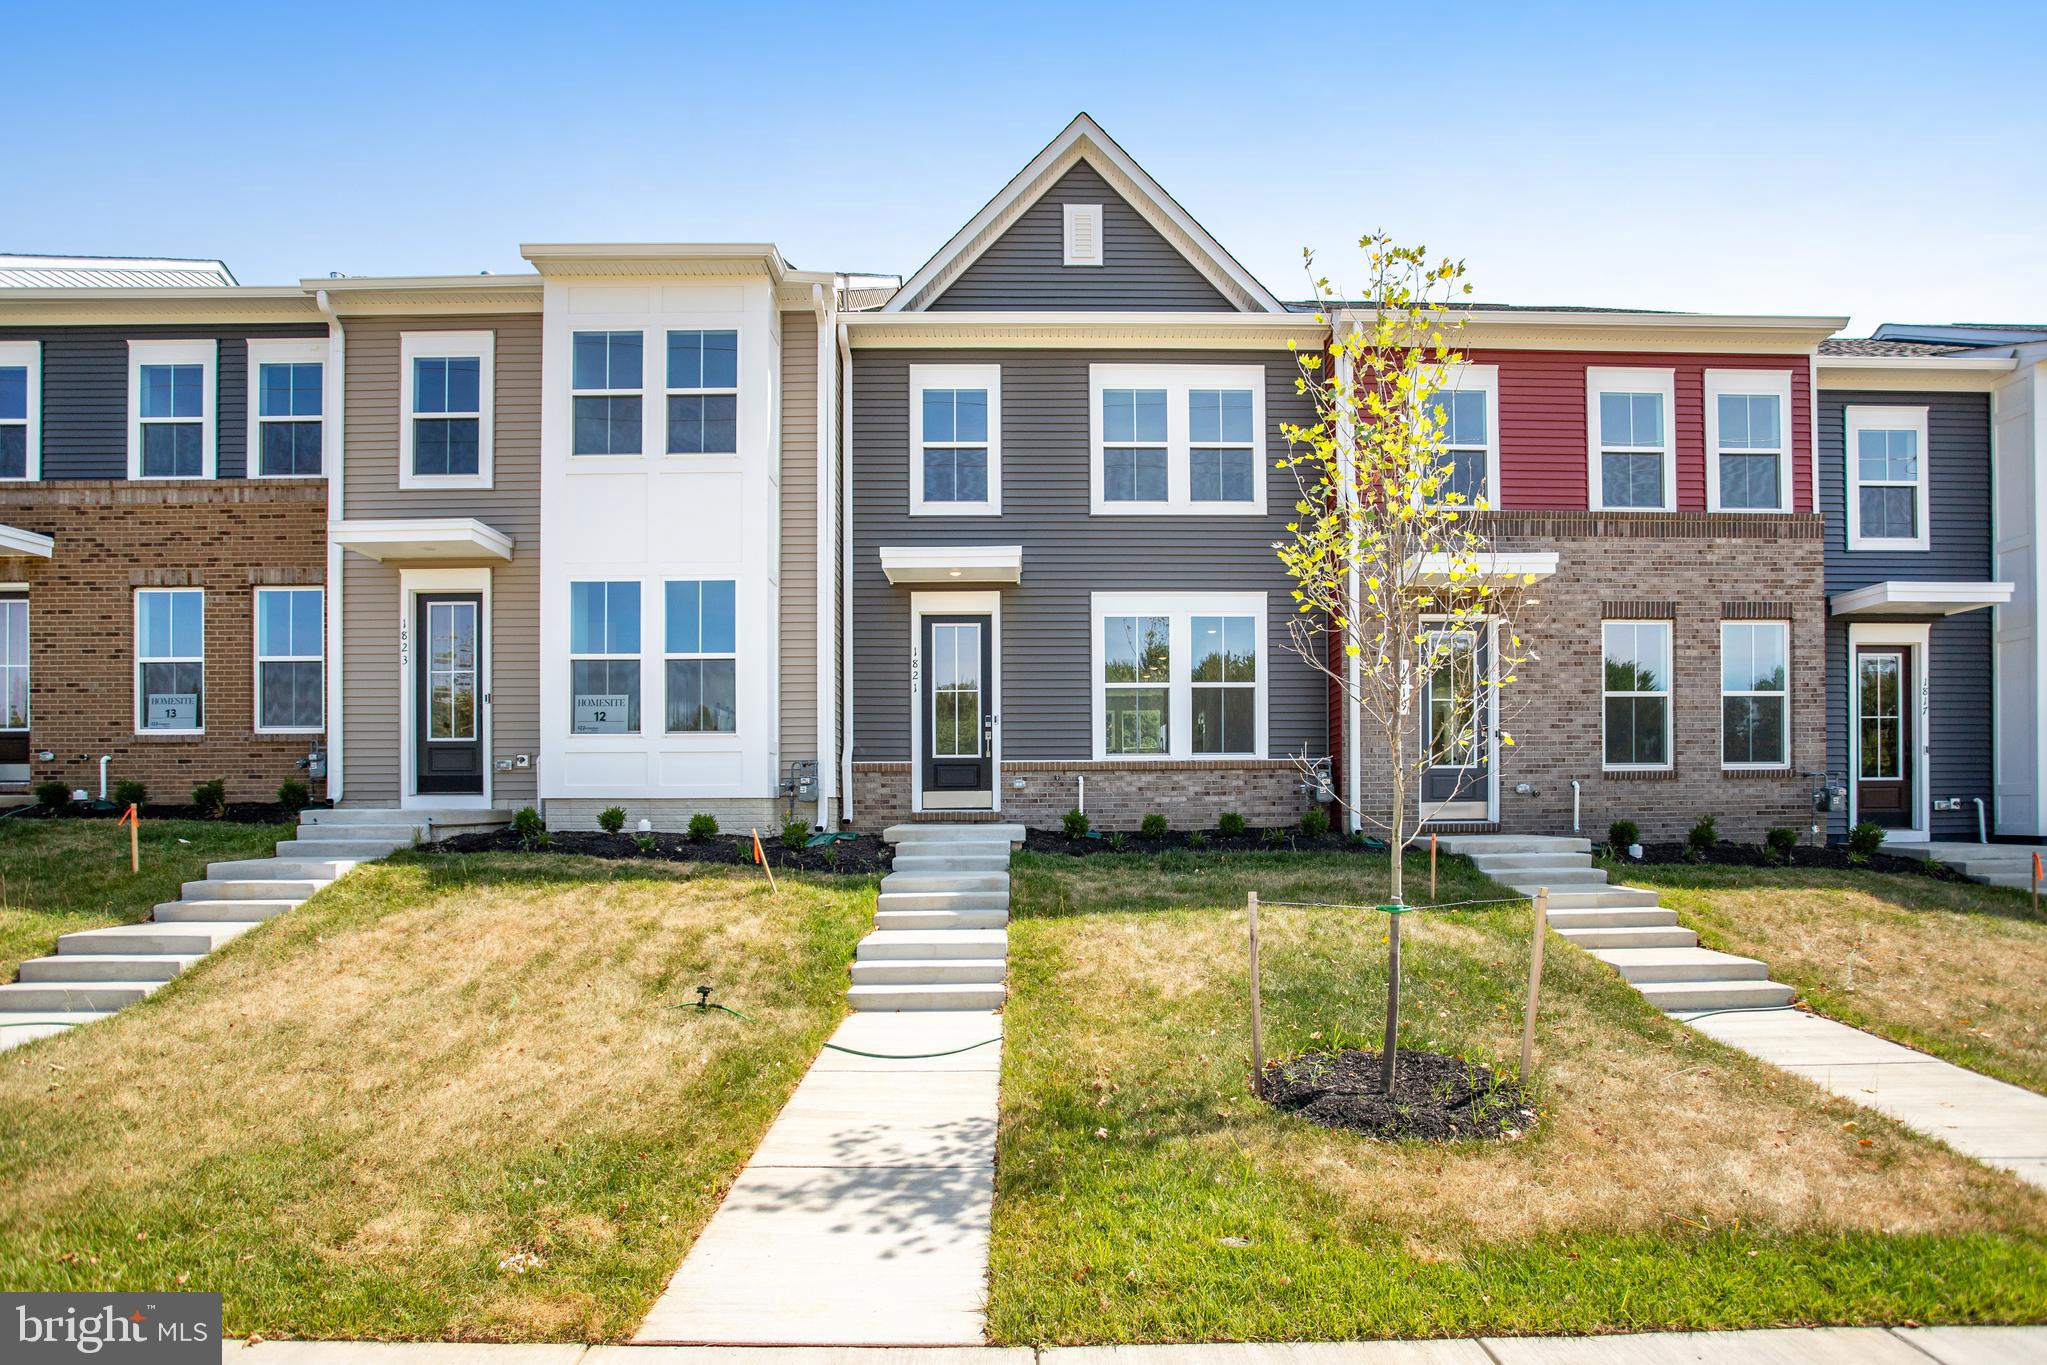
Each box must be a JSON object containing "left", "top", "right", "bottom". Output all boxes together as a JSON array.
[
  {"left": 990, "top": 850, "right": 2047, "bottom": 1344},
  {"left": 0, "top": 816, "right": 289, "bottom": 981},
  {"left": 0, "top": 853, "right": 872, "bottom": 1342},
  {"left": 1612, "top": 861, "right": 2047, "bottom": 1094}
]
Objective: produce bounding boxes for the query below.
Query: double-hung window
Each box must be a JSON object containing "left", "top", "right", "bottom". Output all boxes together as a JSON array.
[
  {"left": 572, "top": 330, "right": 644, "bottom": 455},
  {"left": 664, "top": 580, "right": 737, "bottom": 733},
  {"left": 0, "top": 341, "right": 39, "bottom": 480},
  {"left": 1587, "top": 368, "right": 1674, "bottom": 511},
  {"left": 129, "top": 340, "right": 215, "bottom": 479},
  {"left": 1845, "top": 406, "right": 1930, "bottom": 551},
  {"left": 1706, "top": 370, "right": 1793, "bottom": 512},
  {"left": 1721, "top": 620, "right": 1788, "bottom": 768},
  {"left": 909, "top": 364, "right": 1000, "bottom": 514},
  {"left": 1602, "top": 620, "right": 1671, "bottom": 769},
  {"left": 400, "top": 331, "right": 493, "bottom": 488},
  {"left": 136, "top": 588, "right": 204, "bottom": 732},
  {"left": 248, "top": 340, "right": 324, "bottom": 477},
  {"left": 569, "top": 581, "right": 641, "bottom": 734},
  {"left": 666, "top": 330, "right": 737, "bottom": 454},
  {"left": 1090, "top": 365, "right": 1265, "bottom": 514},
  {"left": 1421, "top": 364, "right": 1499, "bottom": 507},
  {"left": 255, "top": 587, "right": 324, "bottom": 732},
  {"left": 1093, "top": 593, "right": 1265, "bottom": 759}
]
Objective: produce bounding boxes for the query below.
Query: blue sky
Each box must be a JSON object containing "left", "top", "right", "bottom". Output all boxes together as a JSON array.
[{"left": 5, "top": 1, "right": 2040, "bottom": 333}]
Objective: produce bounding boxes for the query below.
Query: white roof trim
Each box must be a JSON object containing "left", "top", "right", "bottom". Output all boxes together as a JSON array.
[
  {"left": 1829, "top": 580, "right": 2014, "bottom": 618},
  {"left": 885, "top": 114, "right": 1282, "bottom": 315},
  {"left": 1409, "top": 551, "right": 1560, "bottom": 586},
  {"left": 1819, "top": 354, "right": 2016, "bottom": 372},
  {"left": 0, "top": 525, "right": 54, "bottom": 559},
  {"left": 879, "top": 544, "right": 1023, "bottom": 585},
  {"left": 333, "top": 517, "right": 513, "bottom": 562}
]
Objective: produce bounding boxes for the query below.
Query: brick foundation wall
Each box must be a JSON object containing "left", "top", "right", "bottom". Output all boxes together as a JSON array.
[
  {"left": 851, "top": 759, "right": 1318, "bottom": 833},
  {"left": 0, "top": 480, "right": 327, "bottom": 803}
]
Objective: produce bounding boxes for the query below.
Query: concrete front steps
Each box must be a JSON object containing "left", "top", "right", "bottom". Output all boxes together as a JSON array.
[
  {"left": 851, "top": 824, "right": 1024, "bottom": 1011},
  {"left": 1438, "top": 833, "right": 1796, "bottom": 1012},
  {"left": 0, "top": 804, "right": 510, "bottom": 1053},
  {"left": 1887, "top": 840, "right": 2047, "bottom": 891}
]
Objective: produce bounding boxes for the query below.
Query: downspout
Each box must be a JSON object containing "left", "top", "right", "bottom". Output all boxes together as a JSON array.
[
  {"left": 1987, "top": 378, "right": 2002, "bottom": 835},
  {"left": 811, "top": 283, "right": 837, "bottom": 830},
  {"left": 316, "top": 288, "right": 345, "bottom": 803},
  {"left": 838, "top": 320, "right": 856, "bottom": 827}
]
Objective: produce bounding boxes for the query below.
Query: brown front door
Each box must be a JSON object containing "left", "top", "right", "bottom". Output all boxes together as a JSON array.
[{"left": 1856, "top": 646, "right": 1911, "bottom": 829}]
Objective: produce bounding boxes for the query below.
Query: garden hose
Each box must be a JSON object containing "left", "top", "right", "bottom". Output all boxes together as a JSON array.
[{"left": 675, "top": 987, "right": 1001, "bottom": 1060}]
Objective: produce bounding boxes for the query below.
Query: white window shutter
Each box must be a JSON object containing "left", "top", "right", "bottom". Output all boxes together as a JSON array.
[{"left": 1063, "top": 203, "right": 1103, "bottom": 266}]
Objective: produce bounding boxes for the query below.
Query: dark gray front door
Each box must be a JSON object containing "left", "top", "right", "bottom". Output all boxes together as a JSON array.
[
  {"left": 1856, "top": 646, "right": 1911, "bottom": 829},
  {"left": 1421, "top": 628, "right": 1487, "bottom": 815},
  {"left": 416, "top": 593, "right": 482, "bottom": 796},
  {"left": 922, "top": 613, "right": 992, "bottom": 808}
]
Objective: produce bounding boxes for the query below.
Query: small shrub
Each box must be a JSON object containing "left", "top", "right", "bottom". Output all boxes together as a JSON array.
[
  {"left": 1607, "top": 819, "right": 1640, "bottom": 853},
  {"left": 1299, "top": 807, "right": 1331, "bottom": 839},
  {"left": 277, "top": 779, "right": 311, "bottom": 813},
  {"left": 1186, "top": 830, "right": 1209, "bottom": 849},
  {"left": 1686, "top": 814, "right": 1718, "bottom": 857},
  {"left": 191, "top": 778, "right": 227, "bottom": 818},
  {"left": 1766, "top": 826, "right": 1799, "bottom": 862},
  {"left": 1218, "top": 811, "right": 1248, "bottom": 838},
  {"left": 634, "top": 831, "right": 657, "bottom": 854},
  {"left": 1139, "top": 812, "right": 1169, "bottom": 839},
  {"left": 782, "top": 817, "right": 812, "bottom": 849},
  {"left": 112, "top": 780, "right": 147, "bottom": 809},
  {"left": 512, "top": 806, "right": 546, "bottom": 847},
  {"left": 1262, "top": 825, "right": 1287, "bottom": 846},
  {"left": 595, "top": 805, "right": 627, "bottom": 834},
  {"left": 1106, "top": 832, "right": 1128, "bottom": 852},
  {"left": 35, "top": 779, "right": 71, "bottom": 810},
  {"left": 688, "top": 812, "right": 719, "bottom": 842},
  {"left": 1848, "top": 821, "right": 1886, "bottom": 859},
  {"left": 1062, "top": 808, "right": 1091, "bottom": 840},
  {"left": 820, "top": 844, "right": 841, "bottom": 870}
]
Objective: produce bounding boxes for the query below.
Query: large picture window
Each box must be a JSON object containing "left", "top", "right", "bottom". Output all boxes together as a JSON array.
[
  {"left": 1587, "top": 368, "right": 1673, "bottom": 511},
  {"left": 910, "top": 364, "right": 1000, "bottom": 514},
  {"left": 1089, "top": 365, "right": 1266, "bottom": 515},
  {"left": 1845, "top": 406, "right": 1930, "bottom": 551},
  {"left": 1706, "top": 370, "right": 1793, "bottom": 512},
  {"left": 1721, "top": 620, "right": 1788, "bottom": 768},
  {"left": 664, "top": 579, "right": 737, "bottom": 733},
  {"left": 249, "top": 339, "right": 325, "bottom": 477},
  {"left": 569, "top": 581, "right": 641, "bottom": 734},
  {"left": 400, "top": 331, "right": 493, "bottom": 488},
  {"left": 136, "top": 588, "right": 204, "bottom": 732},
  {"left": 129, "top": 340, "right": 215, "bottom": 480},
  {"left": 572, "top": 330, "right": 644, "bottom": 455},
  {"left": 666, "top": 330, "right": 737, "bottom": 454},
  {"left": 1092, "top": 593, "right": 1266, "bottom": 759},
  {"left": 255, "top": 587, "right": 323, "bottom": 732},
  {"left": 1602, "top": 620, "right": 1671, "bottom": 769}
]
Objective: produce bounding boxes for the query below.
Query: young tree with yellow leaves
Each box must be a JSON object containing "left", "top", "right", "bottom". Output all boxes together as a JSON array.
[{"left": 1277, "top": 234, "right": 1538, "bottom": 1092}]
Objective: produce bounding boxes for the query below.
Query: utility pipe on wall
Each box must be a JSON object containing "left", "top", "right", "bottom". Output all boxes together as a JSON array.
[
  {"left": 1975, "top": 797, "right": 1988, "bottom": 845},
  {"left": 98, "top": 755, "right": 111, "bottom": 802},
  {"left": 1569, "top": 779, "right": 1581, "bottom": 834},
  {"left": 1077, "top": 773, "right": 1085, "bottom": 815}
]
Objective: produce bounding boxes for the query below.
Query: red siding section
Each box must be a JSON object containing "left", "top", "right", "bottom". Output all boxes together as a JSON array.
[{"left": 1472, "top": 349, "right": 1813, "bottom": 514}]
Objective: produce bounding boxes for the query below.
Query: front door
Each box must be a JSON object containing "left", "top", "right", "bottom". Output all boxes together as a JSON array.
[
  {"left": 415, "top": 593, "right": 483, "bottom": 796},
  {"left": 0, "top": 596, "right": 26, "bottom": 787},
  {"left": 1855, "top": 646, "right": 1912, "bottom": 829},
  {"left": 921, "top": 613, "right": 992, "bottom": 810},
  {"left": 1421, "top": 627, "right": 1488, "bottom": 819}
]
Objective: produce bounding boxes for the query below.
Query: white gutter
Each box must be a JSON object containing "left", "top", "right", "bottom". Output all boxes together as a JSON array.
[
  {"left": 838, "top": 320, "right": 856, "bottom": 828},
  {"left": 1818, "top": 354, "right": 2018, "bottom": 372},
  {"left": 316, "top": 288, "right": 345, "bottom": 802}
]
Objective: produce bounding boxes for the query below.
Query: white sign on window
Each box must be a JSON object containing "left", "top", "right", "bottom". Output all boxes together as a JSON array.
[
  {"left": 147, "top": 693, "right": 199, "bottom": 728},
  {"left": 574, "top": 695, "right": 630, "bottom": 733}
]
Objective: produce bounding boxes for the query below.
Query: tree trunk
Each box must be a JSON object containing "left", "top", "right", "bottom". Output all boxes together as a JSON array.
[{"left": 1383, "top": 766, "right": 1404, "bottom": 1094}]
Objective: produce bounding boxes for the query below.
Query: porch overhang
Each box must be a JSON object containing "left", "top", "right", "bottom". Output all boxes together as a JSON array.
[
  {"left": 333, "top": 517, "right": 514, "bottom": 563},
  {"left": 0, "top": 525, "right": 54, "bottom": 559},
  {"left": 1408, "top": 550, "right": 1559, "bottom": 587},
  {"left": 1829, "top": 580, "right": 2013, "bottom": 619},
  {"left": 879, "top": 544, "right": 1023, "bottom": 585}
]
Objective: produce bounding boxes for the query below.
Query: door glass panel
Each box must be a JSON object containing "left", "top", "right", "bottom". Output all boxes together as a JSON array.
[
  {"left": 1858, "top": 653, "right": 1901, "bottom": 780},
  {"left": 931, "top": 623, "right": 982, "bottom": 759},
  {"left": 427, "top": 602, "right": 477, "bottom": 741},
  {"left": 1426, "top": 632, "right": 1478, "bottom": 767},
  {"left": 0, "top": 598, "right": 25, "bottom": 729}
]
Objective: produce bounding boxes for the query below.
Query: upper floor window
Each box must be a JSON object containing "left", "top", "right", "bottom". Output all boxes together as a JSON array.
[
  {"left": 249, "top": 340, "right": 324, "bottom": 477},
  {"left": 1092, "top": 593, "right": 1266, "bottom": 759},
  {"left": 400, "top": 330, "right": 493, "bottom": 489},
  {"left": 1422, "top": 363, "right": 1499, "bottom": 507},
  {"left": 572, "top": 330, "right": 644, "bottom": 456},
  {"left": 664, "top": 579, "right": 737, "bottom": 734},
  {"left": 1602, "top": 619, "right": 1671, "bottom": 770},
  {"left": 1721, "top": 620, "right": 1788, "bottom": 769},
  {"left": 910, "top": 364, "right": 1000, "bottom": 515},
  {"left": 135, "top": 587, "right": 204, "bottom": 732},
  {"left": 1706, "top": 371, "right": 1793, "bottom": 512},
  {"left": 1090, "top": 365, "right": 1266, "bottom": 515},
  {"left": 129, "top": 340, "right": 215, "bottom": 480},
  {"left": 666, "top": 330, "right": 737, "bottom": 454},
  {"left": 1845, "top": 405, "right": 1930, "bottom": 552},
  {"left": 0, "top": 341, "right": 39, "bottom": 480},
  {"left": 569, "top": 580, "right": 640, "bottom": 735},
  {"left": 1587, "top": 368, "right": 1673, "bottom": 511},
  {"left": 255, "top": 587, "right": 324, "bottom": 732}
]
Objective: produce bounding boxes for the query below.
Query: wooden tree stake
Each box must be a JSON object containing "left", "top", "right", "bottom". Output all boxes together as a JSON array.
[
  {"left": 119, "top": 803, "right": 140, "bottom": 873},
  {"left": 1520, "top": 886, "right": 1549, "bottom": 1080},
  {"left": 1247, "top": 891, "right": 1265, "bottom": 1098},
  {"left": 2034, "top": 852, "right": 2041, "bottom": 917},
  {"left": 1430, "top": 833, "right": 1438, "bottom": 902},
  {"left": 750, "top": 829, "right": 777, "bottom": 894}
]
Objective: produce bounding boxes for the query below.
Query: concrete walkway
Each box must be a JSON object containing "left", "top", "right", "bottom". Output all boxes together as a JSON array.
[
  {"left": 634, "top": 1009, "right": 1003, "bottom": 1345},
  {"left": 1683, "top": 1006, "right": 2047, "bottom": 1191}
]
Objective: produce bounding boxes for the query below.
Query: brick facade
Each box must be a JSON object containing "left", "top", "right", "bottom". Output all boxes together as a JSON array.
[
  {"left": 0, "top": 479, "right": 327, "bottom": 803},
  {"left": 852, "top": 758, "right": 1317, "bottom": 832}
]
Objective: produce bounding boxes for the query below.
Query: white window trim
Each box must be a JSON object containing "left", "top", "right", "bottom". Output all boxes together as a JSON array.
[
  {"left": 1063, "top": 202, "right": 1104, "bottom": 267},
  {"left": 568, "top": 580, "right": 643, "bottom": 737},
  {"left": 1425, "top": 362, "right": 1499, "bottom": 509},
  {"left": 1601, "top": 618, "right": 1673, "bottom": 772},
  {"left": 662, "top": 578, "right": 740, "bottom": 736},
  {"left": 909, "top": 363, "right": 1002, "bottom": 516},
  {"left": 1089, "top": 591, "right": 1267, "bottom": 761},
  {"left": 134, "top": 587, "right": 204, "bottom": 736},
  {"left": 252, "top": 587, "right": 325, "bottom": 735},
  {"left": 1088, "top": 364, "right": 1268, "bottom": 516},
  {"left": 662, "top": 328, "right": 740, "bottom": 459},
  {"left": 1585, "top": 367, "right": 1676, "bottom": 512},
  {"left": 127, "top": 339, "right": 216, "bottom": 481},
  {"left": 399, "top": 330, "right": 494, "bottom": 490},
  {"left": 569, "top": 329, "right": 646, "bottom": 458},
  {"left": 1845, "top": 404, "right": 1932, "bottom": 552},
  {"left": 1704, "top": 369, "right": 1795, "bottom": 514},
  {"left": 1719, "top": 619, "right": 1790, "bottom": 771},
  {"left": 245, "top": 338, "right": 327, "bottom": 480},
  {"left": 0, "top": 340, "right": 41, "bottom": 481}
]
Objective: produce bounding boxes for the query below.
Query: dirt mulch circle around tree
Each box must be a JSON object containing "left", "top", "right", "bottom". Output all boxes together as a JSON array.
[
  {"left": 1621, "top": 841, "right": 1975, "bottom": 883},
  {"left": 9, "top": 801, "right": 319, "bottom": 826},
  {"left": 1260, "top": 1048, "right": 1537, "bottom": 1142},
  {"left": 425, "top": 827, "right": 893, "bottom": 876}
]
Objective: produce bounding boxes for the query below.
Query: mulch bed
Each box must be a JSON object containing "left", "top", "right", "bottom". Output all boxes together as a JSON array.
[
  {"left": 1621, "top": 840, "right": 1974, "bottom": 883},
  {"left": 425, "top": 827, "right": 892, "bottom": 876},
  {"left": 1260, "top": 1047, "right": 1536, "bottom": 1142},
  {"left": 1022, "top": 828, "right": 1368, "bottom": 858},
  {"left": 10, "top": 801, "right": 318, "bottom": 825}
]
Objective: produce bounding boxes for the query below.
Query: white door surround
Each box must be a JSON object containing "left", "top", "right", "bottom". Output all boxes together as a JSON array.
[
  {"left": 909, "top": 589, "right": 1001, "bottom": 814},
  {"left": 398, "top": 565, "right": 493, "bottom": 811},
  {"left": 1847, "top": 621, "right": 1931, "bottom": 843}
]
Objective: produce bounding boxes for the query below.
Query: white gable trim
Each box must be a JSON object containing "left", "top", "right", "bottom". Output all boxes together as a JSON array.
[{"left": 885, "top": 114, "right": 1283, "bottom": 315}]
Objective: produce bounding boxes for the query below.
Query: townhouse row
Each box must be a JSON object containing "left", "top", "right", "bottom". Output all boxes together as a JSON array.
[{"left": 2, "top": 115, "right": 2043, "bottom": 844}]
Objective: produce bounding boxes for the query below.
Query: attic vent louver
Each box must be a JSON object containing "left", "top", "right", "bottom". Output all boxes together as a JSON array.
[{"left": 1063, "top": 203, "right": 1103, "bottom": 267}]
